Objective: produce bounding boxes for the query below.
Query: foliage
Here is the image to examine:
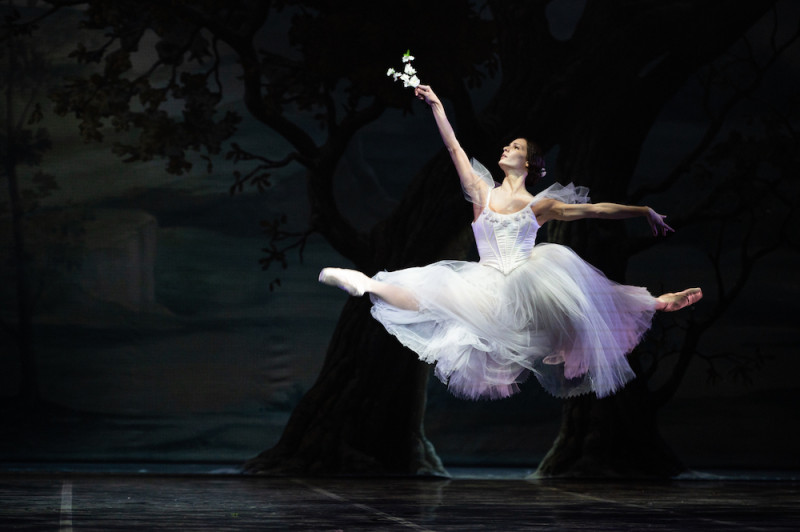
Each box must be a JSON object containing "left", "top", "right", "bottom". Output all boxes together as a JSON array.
[
  {"left": 45, "top": 0, "right": 496, "bottom": 270},
  {"left": 1, "top": 1, "right": 83, "bottom": 406}
]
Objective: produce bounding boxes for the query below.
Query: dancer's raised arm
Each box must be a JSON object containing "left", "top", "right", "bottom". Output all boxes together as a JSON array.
[
  {"left": 535, "top": 200, "right": 675, "bottom": 237},
  {"left": 415, "top": 85, "right": 489, "bottom": 209}
]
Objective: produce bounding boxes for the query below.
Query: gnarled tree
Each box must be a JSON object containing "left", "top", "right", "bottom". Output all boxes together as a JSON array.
[{"left": 35, "top": 0, "right": 795, "bottom": 476}]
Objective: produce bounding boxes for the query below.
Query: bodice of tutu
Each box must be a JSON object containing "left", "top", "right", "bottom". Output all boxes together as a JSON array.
[{"left": 472, "top": 201, "right": 540, "bottom": 275}]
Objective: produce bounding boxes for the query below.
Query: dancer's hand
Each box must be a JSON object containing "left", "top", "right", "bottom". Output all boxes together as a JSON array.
[
  {"left": 646, "top": 208, "right": 674, "bottom": 237},
  {"left": 415, "top": 85, "right": 440, "bottom": 106}
]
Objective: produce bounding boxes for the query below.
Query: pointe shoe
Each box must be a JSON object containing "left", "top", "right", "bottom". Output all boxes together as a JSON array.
[
  {"left": 318, "top": 268, "right": 370, "bottom": 297},
  {"left": 658, "top": 287, "right": 703, "bottom": 312}
]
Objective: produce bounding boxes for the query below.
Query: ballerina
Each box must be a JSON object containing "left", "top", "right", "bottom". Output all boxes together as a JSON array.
[{"left": 319, "top": 84, "right": 701, "bottom": 400}]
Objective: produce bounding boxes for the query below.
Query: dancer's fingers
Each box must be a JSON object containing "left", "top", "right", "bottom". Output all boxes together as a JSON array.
[
  {"left": 661, "top": 217, "right": 674, "bottom": 235},
  {"left": 652, "top": 215, "right": 674, "bottom": 237}
]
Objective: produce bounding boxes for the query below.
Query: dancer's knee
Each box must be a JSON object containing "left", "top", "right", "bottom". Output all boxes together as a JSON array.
[{"left": 372, "top": 282, "right": 419, "bottom": 311}]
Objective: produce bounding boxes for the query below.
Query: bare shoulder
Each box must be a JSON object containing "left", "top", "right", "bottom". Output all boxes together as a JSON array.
[
  {"left": 533, "top": 197, "right": 556, "bottom": 209},
  {"left": 531, "top": 197, "right": 558, "bottom": 217}
]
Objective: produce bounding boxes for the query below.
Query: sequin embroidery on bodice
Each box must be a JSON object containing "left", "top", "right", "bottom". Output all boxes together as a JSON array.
[{"left": 471, "top": 191, "right": 540, "bottom": 275}]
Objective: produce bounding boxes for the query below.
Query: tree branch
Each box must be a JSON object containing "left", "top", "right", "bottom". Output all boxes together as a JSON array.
[
  {"left": 147, "top": 2, "right": 320, "bottom": 159},
  {"left": 651, "top": 320, "right": 703, "bottom": 408},
  {"left": 240, "top": 50, "right": 320, "bottom": 160},
  {"left": 227, "top": 147, "right": 301, "bottom": 194},
  {"left": 631, "top": 2, "right": 797, "bottom": 203},
  {"left": 1, "top": 1, "right": 83, "bottom": 40},
  {"left": 327, "top": 97, "right": 385, "bottom": 157},
  {"left": 652, "top": 201, "right": 791, "bottom": 407}
]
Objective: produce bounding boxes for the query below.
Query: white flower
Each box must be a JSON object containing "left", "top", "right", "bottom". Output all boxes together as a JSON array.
[{"left": 387, "top": 50, "right": 422, "bottom": 90}]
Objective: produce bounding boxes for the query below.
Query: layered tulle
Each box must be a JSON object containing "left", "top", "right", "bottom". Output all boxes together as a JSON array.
[
  {"left": 369, "top": 165, "right": 655, "bottom": 399},
  {"left": 371, "top": 243, "right": 656, "bottom": 399}
]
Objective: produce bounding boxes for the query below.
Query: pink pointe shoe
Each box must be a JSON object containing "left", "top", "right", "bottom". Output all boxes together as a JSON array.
[
  {"left": 318, "top": 268, "right": 370, "bottom": 297},
  {"left": 657, "top": 287, "right": 703, "bottom": 312}
]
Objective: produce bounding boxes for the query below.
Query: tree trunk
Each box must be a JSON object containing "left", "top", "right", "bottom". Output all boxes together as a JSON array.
[
  {"left": 245, "top": 154, "right": 470, "bottom": 476},
  {"left": 525, "top": 0, "right": 777, "bottom": 478},
  {"left": 4, "top": 11, "right": 39, "bottom": 411},
  {"left": 4, "top": 148, "right": 39, "bottom": 412},
  {"left": 534, "top": 381, "right": 684, "bottom": 478},
  {"left": 245, "top": 297, "right": 445, "bottom": 475}
]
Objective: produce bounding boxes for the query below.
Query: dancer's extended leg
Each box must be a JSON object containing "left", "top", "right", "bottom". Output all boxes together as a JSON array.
[
  {"left": 656, "top": 287, "right": 703, "bottom": 312},
  {"left": 319, "top": 268, "right": 419, "bottom": 311},
  {"left": 369, "top": 281, "right": 420, "bottom": 311}
]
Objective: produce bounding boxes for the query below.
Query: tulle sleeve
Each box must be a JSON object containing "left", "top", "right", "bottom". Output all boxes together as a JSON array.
[
  {"left": 462, "top": 158, "right": 498, "bottom": 206},
  {"left": 534, "top": 182, "right": 591, "bottom": 204}
]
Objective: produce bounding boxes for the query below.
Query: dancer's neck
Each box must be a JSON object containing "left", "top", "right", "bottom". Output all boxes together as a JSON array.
[{"left": 501, "top": 172, "right": 528, "bottom": 194}]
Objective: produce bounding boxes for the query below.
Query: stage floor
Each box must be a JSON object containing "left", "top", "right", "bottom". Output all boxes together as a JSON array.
[{"left": 1, "top": 468, "right": 798, "bottom": 531}]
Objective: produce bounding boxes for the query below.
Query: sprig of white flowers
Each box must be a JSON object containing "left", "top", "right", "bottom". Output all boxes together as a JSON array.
[{"left": 386, "top": 50, "right": 420, "bottom": 88}]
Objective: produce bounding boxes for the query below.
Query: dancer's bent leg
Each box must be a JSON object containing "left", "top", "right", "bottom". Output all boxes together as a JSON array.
[
  {"left": 655, "top": 287, "right": 703, "bottom": 312},
  {"left": 319, "top": 268, "right": 419, "bottom": 311},
  {"left": 369, "top": 281, "right": 420, "bottom": 311}
]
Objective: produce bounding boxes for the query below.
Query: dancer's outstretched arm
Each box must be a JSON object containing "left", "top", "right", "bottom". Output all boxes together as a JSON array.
[
  {"left": 415, "top": 85, "right": 488, "bottom": 210},
  {"left": 535, "top": 199, "right": 702, "bottom": 309},
  {"left": 536, "top": 200, "right": 674, "bottom": 237}
]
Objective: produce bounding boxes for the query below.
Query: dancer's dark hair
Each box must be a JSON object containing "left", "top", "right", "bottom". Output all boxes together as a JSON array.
[{"left": 523, "top": 138, "right": 546, "bottom": 183}]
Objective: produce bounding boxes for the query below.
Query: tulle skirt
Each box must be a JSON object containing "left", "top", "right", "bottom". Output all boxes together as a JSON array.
[{"left": 370, "top": 243, "right": 656, "bottom": 399}]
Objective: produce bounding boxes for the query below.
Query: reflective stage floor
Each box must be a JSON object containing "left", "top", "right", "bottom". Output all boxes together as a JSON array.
[{"left": 1, "top": 467, "right": 798, "bottom": 531}]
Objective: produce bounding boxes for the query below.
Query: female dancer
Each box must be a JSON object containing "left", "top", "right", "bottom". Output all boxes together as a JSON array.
[{"left": 320, "top": 85, "right": 702, "bottom": 400}]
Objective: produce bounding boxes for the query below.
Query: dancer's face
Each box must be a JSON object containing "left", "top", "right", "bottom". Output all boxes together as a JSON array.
[{"left": 499, "top": 138, "right": 529, "bottom": 175}]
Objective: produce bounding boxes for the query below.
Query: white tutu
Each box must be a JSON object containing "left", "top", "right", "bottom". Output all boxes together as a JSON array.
[{"left": 369, "top": 160, "right": 657, "bottom": 399}]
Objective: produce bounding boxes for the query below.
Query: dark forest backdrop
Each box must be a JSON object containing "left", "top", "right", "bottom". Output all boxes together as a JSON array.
[{"left": 1, "top": 0, "right": 798, "bottom": 476}]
